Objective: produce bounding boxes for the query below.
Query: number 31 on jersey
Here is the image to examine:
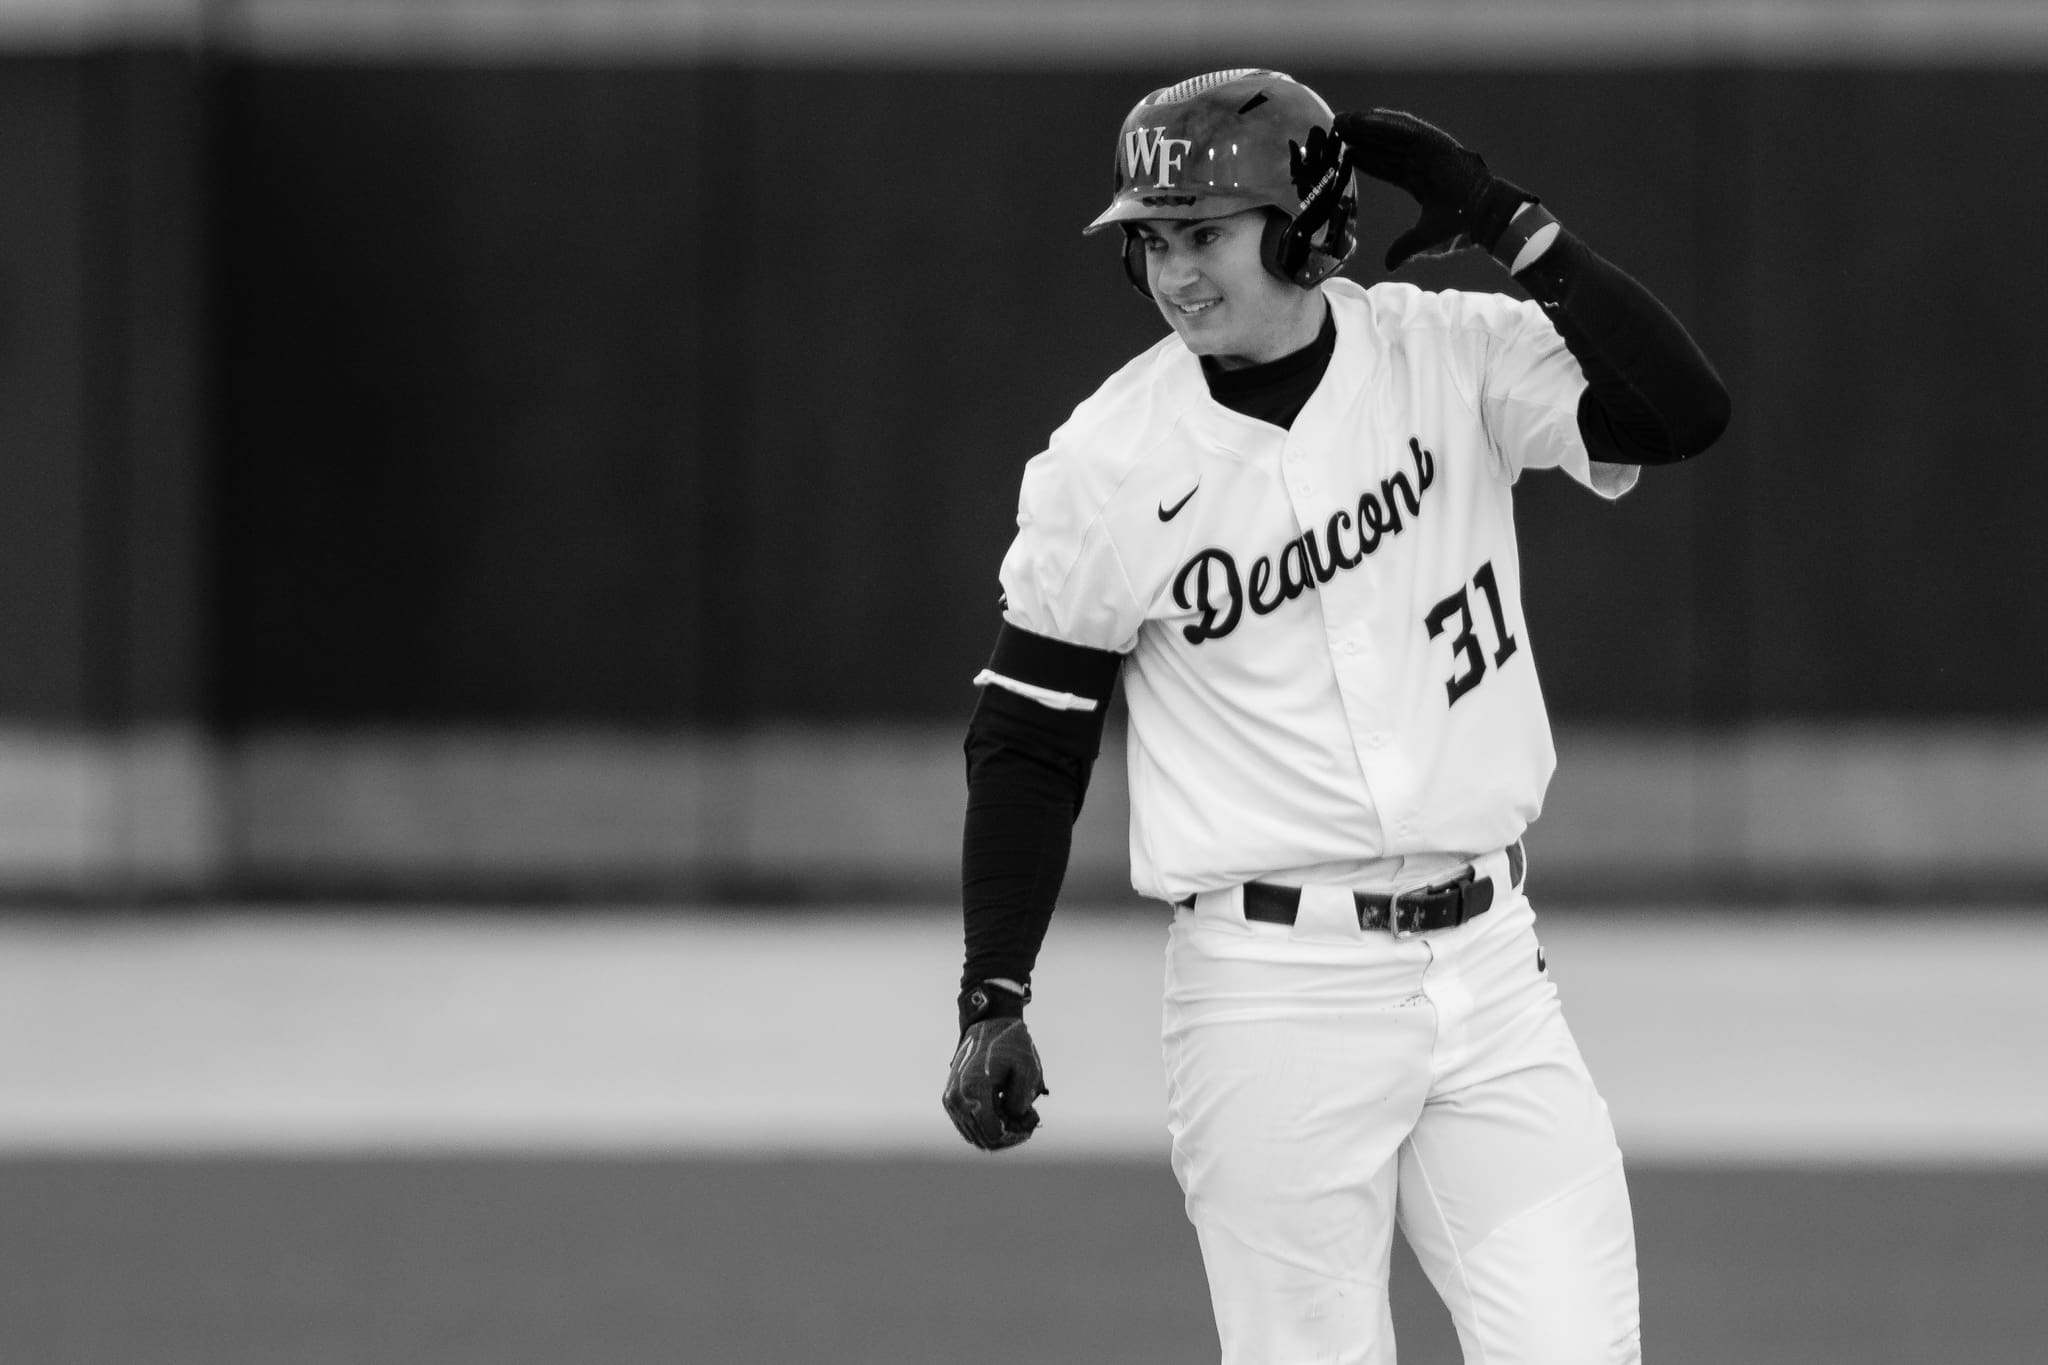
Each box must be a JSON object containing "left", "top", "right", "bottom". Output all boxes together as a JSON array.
[{"left": 1425, "top": 559, "right": 1518, "bottom": 707}]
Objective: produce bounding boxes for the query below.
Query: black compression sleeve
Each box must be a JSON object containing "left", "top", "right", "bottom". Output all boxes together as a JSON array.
[
  {"left": 1515, "top": 230, "right": 1731, "bottom": 465},
  {"left": 959, "top": 629, "right": 1121, "bottom": 996}
]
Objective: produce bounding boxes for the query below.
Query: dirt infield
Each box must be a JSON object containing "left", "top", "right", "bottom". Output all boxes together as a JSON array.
[
  {"left": 5, "top": 907, "right": 2047, "bottom": 1160},
  {"left": 3, "top": 1157, "right": 2044, "bottom": 1364}
]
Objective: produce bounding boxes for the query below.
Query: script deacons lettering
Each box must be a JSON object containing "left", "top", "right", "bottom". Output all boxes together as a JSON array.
[{"left": 1171, "top": 437, "right": 1437, "bottom": 644}]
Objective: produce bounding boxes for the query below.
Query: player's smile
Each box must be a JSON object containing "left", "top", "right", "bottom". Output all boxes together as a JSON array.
[{"left": 1163, "top": 288, "right": 1227, "bottom": 327}]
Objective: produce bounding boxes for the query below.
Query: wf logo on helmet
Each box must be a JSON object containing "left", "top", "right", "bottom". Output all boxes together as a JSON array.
[{"left": 1125, "top": 127, "right": 1193, "bottom": 187}]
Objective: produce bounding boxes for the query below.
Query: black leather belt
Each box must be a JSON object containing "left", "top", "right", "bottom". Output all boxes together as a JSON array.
[{"left": 1185, "top": 841, "right": 1525, "bottom": 937}]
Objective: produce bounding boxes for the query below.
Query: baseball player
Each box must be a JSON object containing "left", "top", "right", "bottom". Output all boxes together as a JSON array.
[{"left": 942, "top": 69, "right": 1727, "bottom": 1364}]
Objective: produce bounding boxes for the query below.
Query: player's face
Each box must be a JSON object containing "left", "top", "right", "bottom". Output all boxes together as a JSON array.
[{"left": 1133, "top": 210, "right": 1324, "bottom": 369}]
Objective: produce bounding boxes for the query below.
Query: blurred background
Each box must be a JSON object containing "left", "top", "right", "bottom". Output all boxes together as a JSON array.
[{"left": 2, "top": 0, "right": 2046, "bottom": 1361}]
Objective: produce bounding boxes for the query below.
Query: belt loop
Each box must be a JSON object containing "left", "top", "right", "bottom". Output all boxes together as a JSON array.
[
  {"left": 1212, "top": 879, "right": 1245, "bottom": 925},
  {"left": 1182, "top": 886, "right": 1244, "bottom": 925},
  {"left": 1292, "top": 885, "right": 1361, "bottom": 939},
  {"left": 1213, "top": 884, "right": 1246, "bottom": 925}
]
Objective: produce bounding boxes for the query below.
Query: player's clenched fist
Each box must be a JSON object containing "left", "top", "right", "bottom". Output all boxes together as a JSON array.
[
  {"left": 943, "top": 1017, "right": 1049, "bottom": 1151},
  {"left": 1334, "top": 108, "right": 1536, "bottom": 271}
]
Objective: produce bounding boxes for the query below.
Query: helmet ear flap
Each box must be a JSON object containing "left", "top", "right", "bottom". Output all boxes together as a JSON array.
[
  {"left": 1267, "top": 197, "right": 1357, "bottom": 287},
  {"left": 1120, "top": 228, "right": 1153, "bottom": 298},
  {"left": 1260, "top": 211, "right": 1294, "bottom": 282}
]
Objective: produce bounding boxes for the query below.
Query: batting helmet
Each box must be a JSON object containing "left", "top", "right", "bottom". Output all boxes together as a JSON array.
[{"left": 1085, "top": 68, "right": 1357, "bottom": 298}]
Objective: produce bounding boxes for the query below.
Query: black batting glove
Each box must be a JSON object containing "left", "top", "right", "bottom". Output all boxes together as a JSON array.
[
  {"left": 1286, "top": 123, "right": 1356, "bottom": 256},
  {"left": 1335, "top": 108, "right": 1536, "bottom": 271},
  {"left": 942, "top": 983, "right": 1049, "bottom": 1152}
]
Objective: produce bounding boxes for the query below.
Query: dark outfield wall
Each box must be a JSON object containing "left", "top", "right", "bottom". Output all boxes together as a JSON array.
[
  {"left": 5, "top": 56, "right": 2046, "bottom": 728},
  {"left": 0, "top": 51, "right": 207, "bottom": 727}
]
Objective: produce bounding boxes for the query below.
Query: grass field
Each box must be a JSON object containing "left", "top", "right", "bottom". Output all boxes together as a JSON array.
[{"left": 5, "top": 1157, "right": 2046, "bottom": 1364}]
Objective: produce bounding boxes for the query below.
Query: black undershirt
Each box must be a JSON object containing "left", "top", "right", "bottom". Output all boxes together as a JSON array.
[
  {"left": 958, "top": 230, "right": 1731, "bottom": 1010},
  {"left": 1199, "top": 302, "right": 1338, "bottom": 431}
]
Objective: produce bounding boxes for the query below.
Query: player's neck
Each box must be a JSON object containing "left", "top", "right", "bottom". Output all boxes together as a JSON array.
[
  {"left": 1206, "top": 293, "right": 1330, "bottom": 371},
  {"left": 1200, "top": 303, "right": 1338, "bottom": 431}
]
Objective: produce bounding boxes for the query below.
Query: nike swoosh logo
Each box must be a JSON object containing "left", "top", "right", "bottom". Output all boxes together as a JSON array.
[{"left": 1158, "top": 484, "right": 1200, "bottom": 521}]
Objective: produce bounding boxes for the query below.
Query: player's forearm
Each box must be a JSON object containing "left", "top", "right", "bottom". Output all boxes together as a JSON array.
[
  {"left": 1515, "top": 229, "right": 1731, "bottom": 464},
  {"left": 958, "top": 686, "right": 1102, "bottom": 1009},
  {"left": 960, "top": 756, "right": 1073, "bottom": 990}
]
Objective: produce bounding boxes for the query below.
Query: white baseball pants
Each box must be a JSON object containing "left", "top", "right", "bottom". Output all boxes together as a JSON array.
[{"left": 1162, "top": 864, "right": 1640, "bottom": 1365}]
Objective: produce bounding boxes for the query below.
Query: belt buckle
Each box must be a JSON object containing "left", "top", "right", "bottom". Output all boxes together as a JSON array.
[{"left": 1387, "top": 890, "right": 1418, "bottom": 938}]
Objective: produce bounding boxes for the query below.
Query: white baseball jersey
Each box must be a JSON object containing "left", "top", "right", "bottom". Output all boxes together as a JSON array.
[{"left": 990, "top": 277, "right": 1636, "bottom": 904}]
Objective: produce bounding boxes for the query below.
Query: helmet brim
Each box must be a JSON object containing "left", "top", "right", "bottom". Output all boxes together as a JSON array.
[{"left": 1083, "top": 191, "right": 1269, "bottom": 234}]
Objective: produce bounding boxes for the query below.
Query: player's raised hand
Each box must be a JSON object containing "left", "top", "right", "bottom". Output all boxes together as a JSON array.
[
  {"left": 943, "top": 1016, "right": 1049, "bottom": 1151},
  {"left": 1334, "top": 109, "right": 1535, "bottom": 271},
  {"left": 1287, "top": 123, "right": 1356, "bottom": 256}
]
